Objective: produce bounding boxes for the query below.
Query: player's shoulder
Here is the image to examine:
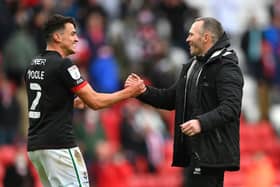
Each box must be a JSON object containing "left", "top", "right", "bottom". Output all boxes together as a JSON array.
[
  {"left": 45, "top": 51, "right": 63, "bottom": 63},
  {"left": 44, "top": 51, "right": 73, "bottom": 71}
]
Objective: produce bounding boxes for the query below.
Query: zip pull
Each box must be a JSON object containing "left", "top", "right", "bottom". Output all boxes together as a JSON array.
[{"left": 194, "top": 152, "right": 200, "bottom": 160}]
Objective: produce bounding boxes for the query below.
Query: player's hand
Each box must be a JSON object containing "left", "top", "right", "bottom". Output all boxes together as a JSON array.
[
  {"left": 74, "top": 97, "right": 87, "bottom": 109},
  {"left": 125, "top": 73, "right": 146, "bottom": 97},
  {"left": 125, "top": 73, "right": 140, "bottom": 87},
  {"left": 180, "top": 119, "right": 201, "bottom": 136}
]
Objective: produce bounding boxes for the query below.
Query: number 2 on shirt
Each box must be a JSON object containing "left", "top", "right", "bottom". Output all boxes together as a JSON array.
[{"left": 29, "top": 82, "right": 42, "bottom": 119}]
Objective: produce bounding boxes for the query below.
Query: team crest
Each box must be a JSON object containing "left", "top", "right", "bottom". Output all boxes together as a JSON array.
[{"left": 67, "top": 65, "right": 81, "bottom": 80}]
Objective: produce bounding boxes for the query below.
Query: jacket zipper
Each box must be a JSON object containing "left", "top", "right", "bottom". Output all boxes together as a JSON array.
[
  {"left": 181, "top": 60, "right": 197, "bottom": 142},
  {"left": 181, "top": 78, "right": 188, "bottom": 142},
  {"left": 215, "top": 129, "right": 222, "bottom": 143},
  {"left": 195, "top": 47, "right": 229, "bottom": 87},
  {"left": 181, "top": 59, "right": 205, "bottom": 142}
]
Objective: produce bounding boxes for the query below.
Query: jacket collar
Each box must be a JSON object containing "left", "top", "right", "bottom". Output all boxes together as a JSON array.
[{"left": 195, "top": 32, "right": 231, "bottom": 62}]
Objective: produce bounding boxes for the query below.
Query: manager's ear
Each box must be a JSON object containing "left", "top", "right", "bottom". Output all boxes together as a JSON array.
[
  {"left": 203, "top": 31, "right": 214, "bottom": 44},
  {"left": 203, "top": 32, "right": 210, "bottom": 42}
]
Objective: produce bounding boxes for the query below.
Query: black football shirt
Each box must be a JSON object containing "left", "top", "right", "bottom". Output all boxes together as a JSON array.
[{"left": 25, "top": 50, "right": 87, "bottom": 151}]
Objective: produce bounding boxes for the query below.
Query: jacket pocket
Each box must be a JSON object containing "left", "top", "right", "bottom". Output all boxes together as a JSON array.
[{"left": 197, "top": 131, "right": 230, "bottom": 166}]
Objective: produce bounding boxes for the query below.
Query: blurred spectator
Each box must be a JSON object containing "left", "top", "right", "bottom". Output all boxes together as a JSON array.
[
  {"left": 263, "top": 0, "right": 280, "bottom": 85},
  {"left": 3, "top": 147, "right": 35, "bottom": 187},
  {"left": 240, "top": 17, "right": 263, "bottom": 122},
  {"left": 120, "top": 99, "right": 168, "bottom": 173},
  {"left": 2, "top": 28, "right": 37, "bottom": 86},
  {"left": 89, "top": 45, "right": 121, "bottom": 93},
  {"left": 107, "top": 19, "right": 131, "bottom": 79},
  {"left": 120, "top": 100, "right": 148, "bottom": 171},
  {"left": 2, "top": 2, "right": 38, "bottom": 87},
  {"left": 135, "top": 8, "right": 159, "bottom": 60},
  {"left": 74, "top": 109, "right": 106, "bottom": 164},
  {"left": 143, "top": 38, "right": 176, "bottom": 88},
  {"left": 96, "top": 0, "right": 121, "bottom": 20},
  {"left": 28, "top": 5, "right": 49, "bottom": 53},
  {"left": 0, "top": 0, "right": 16, "bottom": 50},
  {"left": 241, "top": 16, "right": 263, "bottom": 81},
  {"left": 157, "top": 0, "right": 199, "bottom": 50},
  {"left": 55, "top": 0, "right": 79, "bottom": 18},
  {"left": 0, "top": 74, "right": 20, "bottom": 145},
  {"left": 134, "top": 104, "right": 167, "bottom": 172},
  {"left": 124, "top": 8, "right": 157, "bottom": 66},
  {"left": 261, "top": 0, "right": 280, "bottom": 121},
  {"left": 83, "top": 6, "right": 107, "bottom": 60}
]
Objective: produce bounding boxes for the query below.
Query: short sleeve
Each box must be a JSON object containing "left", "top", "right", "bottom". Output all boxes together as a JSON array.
[{"left": 59, "top": 58, "right": 87, "bottom": 92}]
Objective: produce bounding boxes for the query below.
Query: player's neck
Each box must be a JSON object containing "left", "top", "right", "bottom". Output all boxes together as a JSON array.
[{"left": 46, "top": 44, "right": 66, "bottom": 58}]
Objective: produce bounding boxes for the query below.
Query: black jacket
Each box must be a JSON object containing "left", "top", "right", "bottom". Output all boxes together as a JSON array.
[{"left": 138, "top": 33, "right": 244, "bottom": 171}]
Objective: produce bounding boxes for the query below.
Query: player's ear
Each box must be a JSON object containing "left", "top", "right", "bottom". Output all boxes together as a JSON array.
[{"left": 53, "top": 32, "right": 62, "bottom": 42}]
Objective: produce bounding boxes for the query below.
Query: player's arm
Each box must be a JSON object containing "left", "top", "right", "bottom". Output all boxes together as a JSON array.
[
  {"left": 74, "top": 80, "right": 145, "bottom": 110},
  {"left": 61, "top": 60, "right": 145, "bottom": 109}
]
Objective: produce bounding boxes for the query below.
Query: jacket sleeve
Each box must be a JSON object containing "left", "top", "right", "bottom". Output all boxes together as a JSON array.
[
  {"left": 137, "top": 80, "right": 177, "bottom": 110},
  {"left": 196, "top": 62, "right": 244, "bottom": 131}
]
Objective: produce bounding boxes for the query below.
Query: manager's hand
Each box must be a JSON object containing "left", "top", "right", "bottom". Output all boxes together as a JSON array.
[
  {"left": 125, "top": 73, "right": 146, "bottom": 94},
  {"left": 180, "top": 119, "right": 201, "bottom": 136}
]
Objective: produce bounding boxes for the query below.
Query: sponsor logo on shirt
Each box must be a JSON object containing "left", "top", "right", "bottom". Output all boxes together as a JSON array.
[{"left": 31, "top": 58, "right": 46, "bottom": 66}]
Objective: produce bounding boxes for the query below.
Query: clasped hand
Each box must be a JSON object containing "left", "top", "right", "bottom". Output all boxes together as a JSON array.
[{"left": 125, "top": 73, "right": 146, "bottom": 96}]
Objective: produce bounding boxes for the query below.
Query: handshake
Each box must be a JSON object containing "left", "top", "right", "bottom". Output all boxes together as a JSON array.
[
  {"left": 74, "top": 73, "right": 146, "bottom": 110},
  {"left": 124, "top": 73, "right": 146, "bottom": 97}
]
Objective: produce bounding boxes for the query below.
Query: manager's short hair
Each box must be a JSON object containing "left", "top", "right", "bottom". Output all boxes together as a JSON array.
[
  {"left": 43, "top": 14, "right": 76, "bottom": 42},
  {"left": 195, "top": 17, "right": 224, "bottom": 43}
]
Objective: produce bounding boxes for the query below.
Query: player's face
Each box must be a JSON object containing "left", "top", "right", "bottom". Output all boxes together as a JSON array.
[
  {"left": 186, "top": 21, "right": 206, "bottom": 56},
  {"left": 60, "top": 23, "right": 79, "bottom": 56}
]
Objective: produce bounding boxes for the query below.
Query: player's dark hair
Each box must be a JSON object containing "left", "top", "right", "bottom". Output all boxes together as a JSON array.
[
  {"left": 195, "top": 17, "right": 224, "bottom": 43},
  {"left": 43, "top": 14, "right": 76, "bottom": 42}
]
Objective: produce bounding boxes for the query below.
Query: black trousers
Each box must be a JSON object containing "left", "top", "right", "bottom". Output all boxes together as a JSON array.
[
  {"left": 184, "top": 153, "right": 225, "bottom": 187},
  {"left": 184, "top": 167, "right": 224, "bottom": 187}
]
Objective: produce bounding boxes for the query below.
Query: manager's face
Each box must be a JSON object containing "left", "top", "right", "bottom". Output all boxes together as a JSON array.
[{"left": 186, "top": 21, "right": 206, "bottom": 56}]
